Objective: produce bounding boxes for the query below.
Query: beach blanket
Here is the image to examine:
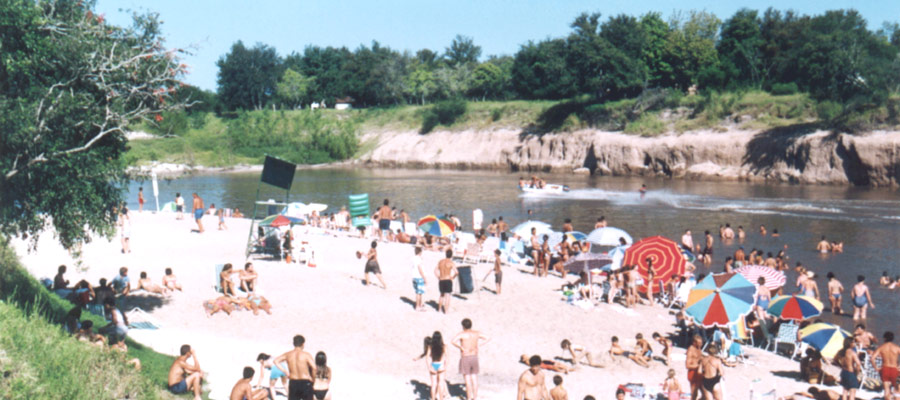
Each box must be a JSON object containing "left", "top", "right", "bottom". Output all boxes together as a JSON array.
[{"left": 126, "top": 308, "right": 161, "bottom": 330}]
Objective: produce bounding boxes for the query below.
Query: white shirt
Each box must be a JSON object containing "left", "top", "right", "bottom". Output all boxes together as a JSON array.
[
  {"left": 411, "top": 255, "right": 424, "bottom": 279},
  {"left": 472, "top": 209, "right": 483, "bottom": 230}
]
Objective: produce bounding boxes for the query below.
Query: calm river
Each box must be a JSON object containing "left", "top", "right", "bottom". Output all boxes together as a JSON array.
[{"left": 127, "top": 168, "right": 900, "bottom": 333}]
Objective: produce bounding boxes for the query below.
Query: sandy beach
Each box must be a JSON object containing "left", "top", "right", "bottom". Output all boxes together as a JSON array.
[{"left": 11, "top": 212, "right": 884, "bottom": 400}]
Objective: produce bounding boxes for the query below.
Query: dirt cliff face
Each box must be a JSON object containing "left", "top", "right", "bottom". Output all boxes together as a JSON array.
[{"left": 359, "top": 128, "right": 900, "bottom": 186}]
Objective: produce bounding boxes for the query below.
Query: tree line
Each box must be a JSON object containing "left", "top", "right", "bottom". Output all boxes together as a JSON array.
[{"left": 211, "top": 8, "right": 900, "bottom": 112}]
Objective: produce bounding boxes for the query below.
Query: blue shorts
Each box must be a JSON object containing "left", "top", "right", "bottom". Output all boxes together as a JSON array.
[
  {"left": 194, "top": 209, "right": 204, "bottom": 220},
  {"left": 840, "top": 369, "right": 859, "bottom": 389},
  {"left": 168, "top": 380, "right": 187, "bottom": 394},
  {"left": 269, "top": 363, "right": 287, "bottom": 380},
  {"left": 413, "top": 278, "right": 425, "bottom": 295}
]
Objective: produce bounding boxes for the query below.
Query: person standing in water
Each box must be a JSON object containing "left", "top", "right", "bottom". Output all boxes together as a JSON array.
[
  {"left": 639, "top": 184, "right": 647, "bottom": 199},
  {"left": 827, "top": 272, "right": 844, "bottom": 315},
  {"left": 137, "top": 187, "right": 145, "bottom": 212},
  {"left": 851, "top": 276, "right": 874, "bottom": 321}
]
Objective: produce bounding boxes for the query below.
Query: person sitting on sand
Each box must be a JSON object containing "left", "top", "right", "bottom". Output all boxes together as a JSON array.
[
  {"left": 111, "top": 267, "right": 131, "bottom": 297},
  {"left": 519, "top": 354, "right": 574, "bottom": 374},
  {"left": 76, "top": 320, "right": 106, "bottom": 346},
  {"left": 220, "top": 263, "right": 238, "bottom": 296},
  {"left": 652, "top": 332, "right": 672, "bottom": 365},
  {"left": 162, "top": 268, "right": 182, "bottom": 292},
  {"left": 203, "top": 296, "right": 236, "bottom": 316},
  {"left": 230, "top": 366, "right": 268, "bottom": 400},
  {"left": 608, "top": 336, "right": 649, "bottom": 368},
  {"left": 257, "top": 353, "right": 289, "bottom": 399},
  {"left": 634, "top": 334, "right": 653, "bottom": 365},
  {"left": 136, "top": 271, "right": 165, "bottom": 295},
  {"left": 239, "top": 262, "right": 258, "bottom": 294},
  {"left": 168, "top": 344, "right": 203, "bottom": 400},
  {"left": 550, "top": 375, "right": 567, "bottom": 400},
  {"left": 560, "top": 339, "right": 604, "bottom": 368}
]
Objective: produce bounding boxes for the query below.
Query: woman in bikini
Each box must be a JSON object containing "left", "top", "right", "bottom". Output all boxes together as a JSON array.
[
  {"left": 312, "top": 351, "right": 331, "bottom": 400},
  {"left": 162, "top": 268, "right": 182, "bottom": 292},
  {"left": 413, "top": 332, "right": 448, "bottom": 400}
]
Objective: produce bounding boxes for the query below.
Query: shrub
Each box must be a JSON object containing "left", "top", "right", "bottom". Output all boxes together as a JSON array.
[
  {"left": 770, "top": 82, "right": 799, "bottom": 95},
  {"left": 420, "top": 98, "right": 467, "bottom": 133},
  {"left": 816, "top": 101, "right": 843, "bottom": 121}
]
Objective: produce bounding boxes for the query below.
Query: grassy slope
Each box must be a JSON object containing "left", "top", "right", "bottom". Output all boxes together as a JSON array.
[
  {"left": 0, "top": 240, "right": 192, "bottom": 399},
  {"left": 125, "top": 91, "right": 900, "bottom": 166}
]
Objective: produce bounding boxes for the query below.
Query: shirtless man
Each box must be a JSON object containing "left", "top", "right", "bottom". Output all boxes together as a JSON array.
[
  {"left": 452, "top": 318, "right": 491, "bottom": 400},
  {"left": 561, "top": 219, "right": 573, "bottom": 233},
  {"left": 595, "top": 217, "right": 607, "bottom": 229},
  {"left": 816, "top": 236, "right": 832, "bottom": 254},
  {"left": 871, "top": 331, "right": 900, "bottom": 400},
  {"left": 517, "top": 355, "right": 550, "bottom": 400},
  {"left": 530, "top": 228, "right": 541, "bottom": 276},
  {"left": 168, "top": 345, "right": 203, "bottom": 400},
  {"left": 162, "top": 268, "right": 182, "bottom": 292},
  {"left": 240, "top": 262, "right": 258, "bottom": 294},
  {"left": 191, "top": 193, "right": 205, "bottom": 233},
  {"left": 681, "top": 230, "right": 693, "bottom": 251},
  {"left": 826, "top": 272, "right": 843, "bottom": 314},
  {"left": 853, "top": 324, "right": 877, "bottom": 350},
  {"left": 634, "top": 334, "right": 653, "bottom": 367},
  {"left": 838, "top": 336, "right": 862, "bottom": 400},
  {"left": 377, "top": 199, "right": 393, "bottom": 241},
  {"left": 686, "top": 335, "right": 704, "bottom": 400},
  {"left": 737, "top": 226, "right": 746, "bottom": 240},
  {"left": 400, "top": 209, "right": 410, "bottom": 233},
  {"left": 699, "top": 344, "right": 725, "bottom": 400},
  {"left": 759, "top": 225, "right": 767, "bottom": 236},
  {"left": 851, "top": 276, "right": 874, "bottom": 321},
  {"left": 436, "top": 250, "right": 458, "bottom": 314},
  {"left": 722, "top": 224, "right": 735, "bottom": 240},
  {"left": 230, "top": 366, "right": 268, "bottom": 400},
  {"left": 273, "top": 335, "right": 317, "bottom": 400},
  {"left": 136, "top": 271, "right": 165, "bottom": 295}
]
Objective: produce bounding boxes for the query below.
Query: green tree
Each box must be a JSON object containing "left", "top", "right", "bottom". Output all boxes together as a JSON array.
[
  {"left": 216, "top": 41, "right": 283, "bottom": 110},
  {"left": 276, "top": 68, "right": 315, "bottom": 109},
  {"left": 717, "top": 9, "right": 764, "bottom": 89},
  {"left": 444, "top": 34, "right": 482, "bottom": 67},
  {"left": 0, "top": 0, "right": 187, "bottom": 249},
  {"left": 511, "top": 39, "right": 576, "bottom": 99},
  {"left": 405, "top": 64, "right": 437, "bottom": 105},
  {"left": 468, "top": 62, "right": 504, "bottom": 100},
  {"left": 640, "top": 12, "right": 673, "bottom": 87},
  {"left": 294, "top": 46, "right": 355, "bottom": 105},
  {"left": 566, "top": 12, "right": 646, "bottom": 99},
  {"left": 664, "top": 11, "right": 722, "bottom": 90}
]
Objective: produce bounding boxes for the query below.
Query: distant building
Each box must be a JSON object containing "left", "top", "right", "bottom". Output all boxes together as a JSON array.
[{"left": 334, "top": 96, "right": 354, "bottom": 110}]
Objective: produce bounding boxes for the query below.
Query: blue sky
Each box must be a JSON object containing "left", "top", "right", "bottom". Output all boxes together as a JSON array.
[{"left": 96, "top": 1, "right": 899, "bottom": 91}]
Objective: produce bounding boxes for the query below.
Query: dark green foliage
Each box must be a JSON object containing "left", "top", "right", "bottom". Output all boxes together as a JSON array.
[
  {"left": 0, "top": 0, "right": 187, "bottom": 249},
  {"left": 770, "top": 82, "right": 799, "bottom": 95},
  {"left": 226, "top": 111, "right": 358, "bottom": 164},
  {"left": 444, "top": 35, "right": 482, "bottom": 67},
  {"left": 216, "top": 41, "right": 283, "bottom": 110},
  {"left": 421, "top": 99, "right": 467, "bottom": 133},
  {"left": 511, "top": 39, "right": 577, "bottom": 99}
]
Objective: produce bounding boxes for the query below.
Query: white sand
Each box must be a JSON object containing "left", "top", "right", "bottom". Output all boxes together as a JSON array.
[{"left": 12, "top": 212, "right": 881, "bottom": 399}]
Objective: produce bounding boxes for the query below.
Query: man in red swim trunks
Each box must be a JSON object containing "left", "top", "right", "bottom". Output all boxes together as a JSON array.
[
  {"left": 872, "top": 331, "right": 900, "bottom": 400},
  {"left": 685, "top": 334, "right": 704, "bottom": 400}
]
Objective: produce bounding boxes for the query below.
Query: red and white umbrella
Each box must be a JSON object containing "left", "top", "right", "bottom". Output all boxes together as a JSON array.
[
  {"left": 623, "top": 236, "right": 686, "bottom": 293},
  {"left": 734, "top": 265, "right": 786, "bottom": 292}
]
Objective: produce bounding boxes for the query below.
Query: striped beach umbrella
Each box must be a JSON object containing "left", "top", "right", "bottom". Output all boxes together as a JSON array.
[
  {"left": 686, "top": 273, "right": 757, "bottom": 327},
  {"left": 259, "top": 214, "right": 296, "bottom": 227},
  {"left": 511, "top": 220, "right": 552, "bottom": 238},
  {"left": 623, "top": 236, "right": 686, "bottom": 293},
  {"left": 767, "top": 295, "right": 823, "bottom": 321},
  {"left": 564, "top": 231, "right": 587, "bottom": 243},
  {"left": 417, "top": 215, "right": 456, "bottom": 237},
  {"left": 735, "top": 265, "right": 786, "bottom": 292},
  {"left": 799, "top": 323, "right": 851, "bottom": 359},
  {"left": 586, "top": 227, "right": 632, "bottom": 246}
]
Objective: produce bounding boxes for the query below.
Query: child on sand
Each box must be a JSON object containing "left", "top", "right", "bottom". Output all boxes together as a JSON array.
[
  {"left": 560, "top": 339, "right": 604, "bottom": 368},
  {"left": 217, "top": 208, "right": 227, "bottom": 230},
  {"left": 662, "top": 368, "right": 682, "bottom": 400},
  {"left": 482, "top": 249, "right": 503, "bottom": 294},
  {"left": 609, "top": 336, "right": 649, "bottom": 368},
  {"left": 550, "top": 375, "right": 568, "bottom": 400}
]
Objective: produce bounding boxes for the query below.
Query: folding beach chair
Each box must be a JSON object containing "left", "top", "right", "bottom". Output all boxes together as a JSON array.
[
  {"left": 463, "top": 243, "right": 482, "bottom": 264},
  {"left": 766, "top": 322, "right": 799, "bottom": 357},
  {"left": 860, "top": 354, "right": 883, "bottom": 390}
]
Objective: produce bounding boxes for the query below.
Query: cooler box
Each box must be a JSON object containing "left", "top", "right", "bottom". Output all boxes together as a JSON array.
[{"left": 457, "top": 265, "right": 474, "bottom": 294}]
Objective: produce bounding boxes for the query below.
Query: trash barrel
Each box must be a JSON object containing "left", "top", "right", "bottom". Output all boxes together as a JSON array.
[{"left": 457, "top": 265, "right": 474, "bottom": 294}]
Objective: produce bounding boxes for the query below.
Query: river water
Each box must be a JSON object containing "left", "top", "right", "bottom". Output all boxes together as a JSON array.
[{"left": 126, "top": 168, "right": 900, "bottom": 333}]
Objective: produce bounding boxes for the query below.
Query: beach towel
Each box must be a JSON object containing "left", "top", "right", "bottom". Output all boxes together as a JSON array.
[{"left": 126, "top": 308, "right": 161, "bottom": 330}]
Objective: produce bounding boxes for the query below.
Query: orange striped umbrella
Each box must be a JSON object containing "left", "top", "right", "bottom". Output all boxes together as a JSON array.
[{"left": 623, "top": 236, "right": 686, "bottom": 293}]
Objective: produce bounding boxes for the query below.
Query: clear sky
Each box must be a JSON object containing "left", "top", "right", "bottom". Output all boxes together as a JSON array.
[{"left": 96, "top": 0, "right": 899, "bottom": 91}]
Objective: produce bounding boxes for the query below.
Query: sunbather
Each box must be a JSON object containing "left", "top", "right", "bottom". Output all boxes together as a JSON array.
[
  {"left": 162, "top": 268, "right": 182, "bottom": 292},
  {"left": 136, "top": 271, "right": 165, "bottom": 295},
  {"left": 203, "top": 296, "right": 236, "bottom": 316},
  {"left": 609, "top": 336, "right": 649, "bottom": 368},
  {"left": 519, "top": 354, "right": 573, "bottom": 374}
]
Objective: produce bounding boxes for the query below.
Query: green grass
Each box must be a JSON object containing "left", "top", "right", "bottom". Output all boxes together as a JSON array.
[{"left": 0, "top": 239, "right": 197, "bottom": 399}]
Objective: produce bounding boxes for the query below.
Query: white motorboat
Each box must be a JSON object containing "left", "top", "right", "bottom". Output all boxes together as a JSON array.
[{"left": 519, "top": 183, "right": 569, "bottom": 194}]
